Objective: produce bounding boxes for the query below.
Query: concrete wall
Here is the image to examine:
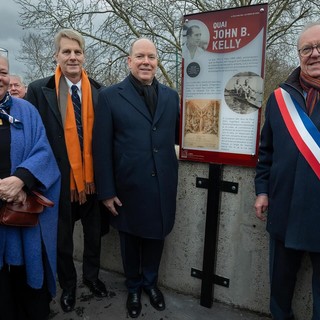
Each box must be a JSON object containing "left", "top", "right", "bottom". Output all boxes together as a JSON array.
[{"left": 74, "top": 160, "right": 313, "bottom": 319}]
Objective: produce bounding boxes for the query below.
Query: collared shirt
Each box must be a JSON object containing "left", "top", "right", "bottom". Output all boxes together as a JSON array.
[
  {"left": 182, "top": 43, "right": 204, "bottom": 61},
  {"left": 65, "top": 77, "right": 82, "bottom": 102}
]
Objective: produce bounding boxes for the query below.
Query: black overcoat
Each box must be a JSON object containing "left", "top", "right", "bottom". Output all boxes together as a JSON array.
[
  {"left": 93, "top": 76, "right": 180, "bottom": 239},
  {"left": 26, "top": 75, "right": 107, "bottom": 232}
]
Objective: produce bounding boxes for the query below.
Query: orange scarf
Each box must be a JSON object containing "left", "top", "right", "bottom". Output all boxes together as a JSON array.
[{"left": 55, "top": 66, "right": 95, "bottom": 204}]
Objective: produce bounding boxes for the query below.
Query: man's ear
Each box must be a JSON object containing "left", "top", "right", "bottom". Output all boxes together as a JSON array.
[{"left": 127, "top": 56, "right": 132, "bottom": 70}]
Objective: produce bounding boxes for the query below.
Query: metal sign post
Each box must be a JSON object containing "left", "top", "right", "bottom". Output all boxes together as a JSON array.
[{"left": 191, "top": 163, "right": 238, "bottom": 307}]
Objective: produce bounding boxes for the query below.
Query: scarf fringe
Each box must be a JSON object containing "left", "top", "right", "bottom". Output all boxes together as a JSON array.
[
  {"left": 85, "top": 182, "right": 96, "bottom": 194},
  {"left": 70, "top": 182, "right": 96, "bottom": 204},
  {"left": 71, "top": 189, "right": 81, "bottom": 203}
]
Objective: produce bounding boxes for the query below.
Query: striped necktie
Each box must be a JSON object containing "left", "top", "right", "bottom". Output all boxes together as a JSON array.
[{"left": 71, "top": 85, "right": 83, "bottom": 150}]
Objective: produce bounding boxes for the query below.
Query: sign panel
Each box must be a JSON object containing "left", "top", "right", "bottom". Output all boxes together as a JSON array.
[{"left": 179, "top": 4, "right": 268, "bottom": 167}]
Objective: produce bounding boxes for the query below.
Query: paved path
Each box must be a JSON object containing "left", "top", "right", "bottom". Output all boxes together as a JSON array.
[{"left": 49, "top": 261, "right": 271, "bottom": 320}]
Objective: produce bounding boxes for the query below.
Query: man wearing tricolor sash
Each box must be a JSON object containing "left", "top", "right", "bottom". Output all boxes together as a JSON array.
[{"left": 255, "top": 22, "right": 320, "bottom": 320}]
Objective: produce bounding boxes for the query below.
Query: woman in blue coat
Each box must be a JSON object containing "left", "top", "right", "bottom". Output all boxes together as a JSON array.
[
  {"left": 93, "top": 38, "right": 180, "bottom": 318},
  {"left": 0, "top": 56, "right": 60, "bottom": 319}
]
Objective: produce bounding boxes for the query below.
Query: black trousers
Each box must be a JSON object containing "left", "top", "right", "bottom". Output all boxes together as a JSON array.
[
  {"left": 119, "top": 231, "right": 164, "bottom": 293},
  {"left": 270, "top": 238, "right": 320, "bottom": 320},
  {"left": 57, "top": 194, "right": 102, "bottom": 290},
  {"left": 0, "top": 264, "right": 51, "bottom": 320}
]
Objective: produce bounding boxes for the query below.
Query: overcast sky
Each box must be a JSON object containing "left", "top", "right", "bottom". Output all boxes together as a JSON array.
[{"left": 0, "top": 0, "right": 28, "bottom": 76}]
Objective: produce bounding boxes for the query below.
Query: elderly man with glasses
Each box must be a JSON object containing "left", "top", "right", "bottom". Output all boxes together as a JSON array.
[{"left": 254, "top": 22, "right": 320, "bottom": 320}]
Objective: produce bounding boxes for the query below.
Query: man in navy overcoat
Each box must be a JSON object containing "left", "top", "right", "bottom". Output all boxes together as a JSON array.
[
  {"left": 93, "top": 38, "right": 180, "bottom": 318},
  {"left": 255, "top": 22, "right": 320, "bottom": 320}
]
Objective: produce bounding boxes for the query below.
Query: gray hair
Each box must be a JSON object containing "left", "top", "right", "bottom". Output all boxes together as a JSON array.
[
  {"left": 54, "top": 29, "right": 85, "bottom": 53},
  {"left": 297, "top": 21, "right": 320, "bottom": 49},
  {"left": 10, "top": 74, "right": 25, "bottom": 85},
  {"left": 0, "top": 55, "right": 9, "bottom": 71}
]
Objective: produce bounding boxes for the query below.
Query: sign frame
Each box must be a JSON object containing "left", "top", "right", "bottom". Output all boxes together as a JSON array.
[{"left": 179, "top": 4, "right": 268, "bottom": 167}]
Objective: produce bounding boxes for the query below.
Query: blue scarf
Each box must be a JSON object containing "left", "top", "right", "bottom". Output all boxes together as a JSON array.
[{"left": 0, "top": 92, "right": 23, "bottom": 128}]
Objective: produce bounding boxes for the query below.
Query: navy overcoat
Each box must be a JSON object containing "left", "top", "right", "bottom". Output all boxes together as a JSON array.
[
  {"left": 255, "top": 67, "right": 320, "bottom": 252},
  {"left": 93, "top": 76, "right": 180, "bottom": 239}
]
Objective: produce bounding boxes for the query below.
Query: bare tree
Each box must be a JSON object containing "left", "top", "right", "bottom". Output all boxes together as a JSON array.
[
  {"left": 19, "top": 33, "right": 55, "bottom": 81},
  {"left": 16, "top": 0, "right": 320, "bottom": 90},
  {"left": 16, "top": 0, "right": 184, "bottom": 86}
]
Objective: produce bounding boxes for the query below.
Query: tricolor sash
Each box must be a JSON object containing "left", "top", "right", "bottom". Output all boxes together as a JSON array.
[{"left": 274, "top": 87, "right": 320, "bottom": 179}]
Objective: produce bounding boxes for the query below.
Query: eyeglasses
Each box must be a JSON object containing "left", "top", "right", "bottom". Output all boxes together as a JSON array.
[{"left": 298, "top": 44, "right": 320, "bottom": 57}]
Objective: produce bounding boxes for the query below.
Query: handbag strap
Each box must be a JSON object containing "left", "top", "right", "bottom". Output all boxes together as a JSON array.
[{"left": 31, "top": 190, "right": 54, "bottom": 207}]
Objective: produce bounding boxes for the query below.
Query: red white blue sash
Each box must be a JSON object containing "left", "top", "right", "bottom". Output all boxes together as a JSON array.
[{"left": 274, "top": 87, "right": 320, "bottom": 179}]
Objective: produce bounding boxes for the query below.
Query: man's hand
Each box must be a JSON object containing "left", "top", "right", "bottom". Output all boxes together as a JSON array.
[
  {"left": 102, "top": 196, "right": 122, "bottom": 216},
  {"left": 254, "top": 194, "right": 269, "bottom": 221}
]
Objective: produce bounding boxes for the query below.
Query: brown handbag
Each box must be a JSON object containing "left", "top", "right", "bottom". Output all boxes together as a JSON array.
[{"left": 0, "top": 191, "right": 54, "bottom": 227}]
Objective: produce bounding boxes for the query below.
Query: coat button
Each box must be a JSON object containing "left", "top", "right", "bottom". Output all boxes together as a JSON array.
[
  {"left": 151, "top": 172, "right": 156, "bottom": 176},
  {"left": 153, "top": 148, "right": 158, "bottom": 153},
  {"left": 152, "top": 126, "right": 157, "bottom": 131}
]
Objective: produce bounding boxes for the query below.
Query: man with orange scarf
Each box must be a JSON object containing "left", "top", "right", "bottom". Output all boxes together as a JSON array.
[
  {"left": 26, "top": 29, "right": 108, "bottom": 313},
  {"left": 255, "top": 22, "right": 320, "bottom": 319}
]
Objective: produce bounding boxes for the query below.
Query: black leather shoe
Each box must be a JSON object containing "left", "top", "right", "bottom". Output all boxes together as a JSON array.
[
  {"left": 144, "top": 287, "right": 165, "bottom": 311},
  {"left": 83, "top": 278, "right": 107, "bottom": 297},
  {"left": 126, "top": 292, "right": 142, "bottom": 318},
  {"left": 60, "top": 287, "right": 76, "bottom": 313}
]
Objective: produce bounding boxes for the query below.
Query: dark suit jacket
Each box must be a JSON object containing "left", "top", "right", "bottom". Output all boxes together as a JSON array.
[
  {"left": 26, "top": 75, "right": 108, "bottom": 234},
  {"left": 93, "top": 76, "right": 180, "bottom": 239},
  {"left": 255, "top": 67, "right": 320, "bottom": 252}
]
